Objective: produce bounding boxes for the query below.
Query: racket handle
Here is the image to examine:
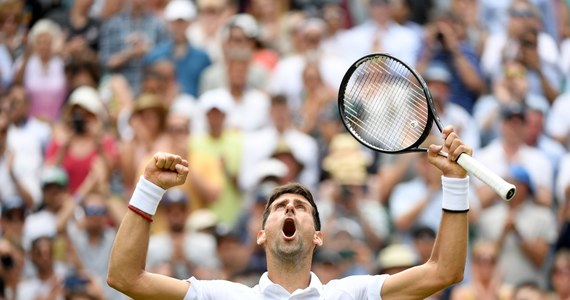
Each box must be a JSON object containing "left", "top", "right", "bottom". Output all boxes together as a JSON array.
[{"left": 456, "top": 153, "right": 516, "bottom": 201}]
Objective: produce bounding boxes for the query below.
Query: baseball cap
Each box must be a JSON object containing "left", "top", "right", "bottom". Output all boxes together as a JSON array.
[
  {"left": 161, "top": 188, "right": 188, "bottom": 206},
  {"left": 254, "top": 159, "right": 288, "bottom": 184},
  {"left": 68, "top": 86, "right": 104, "bottom": 117},
  {"left": 508, "top": 164, "right": 535, "bottom": 195},
  {"left": 199, "top": 89, "right": 233, "bottom": 114},
  {"left": 41, "top": 166, "right": 69, "bottom": 188},
  {"left": 423, "top": 63, "right": 451, "bottom": 84},
  {"left": 500, "top": 102, "right": 526, "bottom": 119},
  {"left": 226, "top": 14, "right": 259, "bottom": 39},
  {"left": 164, "top": 0, "right": 197, "bottom": 21},
  {"left": 377, "top": 244, "right": 418, "bottom": 272},
  {"left": 186, "top": 209, "right": 217, "bottom": 231}
]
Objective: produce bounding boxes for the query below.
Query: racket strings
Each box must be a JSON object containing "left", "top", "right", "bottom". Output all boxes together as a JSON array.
[{"left": 342, "top": 56, "right": 430, "bottom": 151}]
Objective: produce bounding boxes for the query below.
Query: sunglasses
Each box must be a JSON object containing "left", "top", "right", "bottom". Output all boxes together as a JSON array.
[
  {"left": 84, "top": 206, "right": 107, "bottom": 216},
  {"left": 509, "top": 9, "right": 534, "bottom": 18},
  {"left": 474, "top": 255, "right": 497, "bottom": 265}
]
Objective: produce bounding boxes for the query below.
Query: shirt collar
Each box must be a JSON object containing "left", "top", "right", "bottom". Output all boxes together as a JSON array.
[{"left": 258, "top": 272, "right": 323, "bottom": 297}]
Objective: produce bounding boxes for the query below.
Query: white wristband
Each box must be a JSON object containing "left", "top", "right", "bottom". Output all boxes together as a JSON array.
[
  {"left": 441, "top": 176, "right": 469, "bottom": 212},
  {"left": 129, "top": 176, "right": 166, "bottom": 216}
]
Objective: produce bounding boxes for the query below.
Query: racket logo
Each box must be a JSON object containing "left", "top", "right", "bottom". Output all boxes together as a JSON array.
[{"left": 410, "top": 120, "right": 419, "bottom": 129}]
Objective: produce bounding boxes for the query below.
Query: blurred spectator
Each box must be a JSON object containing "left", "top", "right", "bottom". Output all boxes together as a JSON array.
[
  {"left": 5, "top": 83, "right": 50, "bottom": 157},
  {"left": 480, "top": 0, "right": 558, "bottom": 41},
  {"left": 523, "top": 105, "right": 566, "bottom": 179},
  {"left": 450, "top": 0, "right": 487, "bottom": 56},
  {"left": 311, "top": 248, "right": 344, "bottom": 284},
  {"left": 240, "top": 95, "right": 319, "bottom": 192},
  {"left": 214, "top": 224, "right": 259, "bottom": 286},
  {"left": 199, "top": 13, "right": 272, "bottom": 94},
  {"left": 422, "top": 63, "right": 481, "bottom": 149},
  {"left": 548, "top": 249, "right": 570, "bottom": 300},
  {"left": 17, "top": 236, "right": 66, "bottom": 300},
  {"left": 13, "top": 18, "right": 67, "bottom": 123},
  {"left": 166, "top": 95, "right": 195, "bottom": 158},
  {"left": 22, "top": 166, "right": 74, "bottom": 254},
  {"left": 342, "top": 0, "right": 420, "bottom": 66},
  {"left": 474, "top": 60, "right": 549, "bottom": 146},
  {"left": 119, "top": 93, "right": 170, "bottom": 193},
  {"left": 319, "top": 133, "right": 388, "bottom": 252},
  {"left": 450, "top": 240, "right": 513, "bottom": 300},
  {"left": 145, "top": 0, "right": 211, "bottom": 98},
  {"left": 0, "top": 197, "right": 26, "bottom": 250},
  {"left": 416, "top": 11, "right": 485, "bottom": 114},
  {"left": 147, "top": 188, "right": 219, "bottom": 280},
  {"left": 0, "top": 238, "right": 24, "bottom": 300},
  {"left": 63, "top": 50, "right": 101, "bottom": 90},
  {"left": 512, "top": 281, "right": 545, "bottom": 300},
  {"left": 387, "top": 0, "right": 424, "bottom": 45},
  {"left": 375, "top": 243, "right": 418, "bottom": 275},
  {"left": 474, "top": 102, "right": 553, "bottom": 208},
  {"left": 389, "top": 151, "right": 443, "bottom": 240},
  {"left": 191, "top": 92, "right": 244, "bottom": 226},
  {"left": 319, "top": 2, "right": 351, "bottom": 61},
  {"left": 296, "top": 61, "right": 337, "bottom": 135},
  {"left": 411, "top": 226, "right": 436, "bottom": 264},
  {"left": 269, "top": 17, "right": 347, "bottom": 112},
  {"left": 98, "top": 0, "right": 168, "bottom": 94},
  {"left": 46, "top": 86, "right": 117, "bottom": 196},
  {"left": 247, "top": 0, "right": 291, "bottom": 54},
  {"left": 477, "top": 165, "right": 557, "bottom": 289},
  {"left": 545, "top": 93, "right": 570, "bottom": 149},
  {"left": 0, "top": 93, "right": 41, "bottom": 210},
  {"left": 67, "top": 191, "right": 123, "bottom": 300},
  {"left": 0, "top": 1, "right": 26, "bottom": 92},
  {"left": 61, "top": 0, "right": 100, "bottom": 53},
  {"left": 481, "top": 0, "right": 561, "bottom": 104},
  {"left": 195, "top": 82, "right": 270, "bottom": 135},
  {"left": 186, "top": 0, "right": 236, "bottom": 62}
]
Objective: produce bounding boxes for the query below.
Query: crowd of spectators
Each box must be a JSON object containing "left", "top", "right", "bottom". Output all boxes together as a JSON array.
[{"left": 0, "top": 0, "right": 569, "bottom": 299}]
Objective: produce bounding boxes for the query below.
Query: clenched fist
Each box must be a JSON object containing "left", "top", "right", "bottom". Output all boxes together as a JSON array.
[{"left": 143, "top": 152, "right": 189, "bottom": 190}]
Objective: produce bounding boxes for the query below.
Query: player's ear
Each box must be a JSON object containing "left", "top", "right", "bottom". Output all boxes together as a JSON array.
[
  {"left": 313, "top": 231, "right": 323, "bottom": 247},
  {"left": 257, "top": 230, "right": 266, "bottom": 245}
]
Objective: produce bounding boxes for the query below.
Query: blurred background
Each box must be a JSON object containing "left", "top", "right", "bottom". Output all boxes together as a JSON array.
[{"left": 0, "top": 0, "right": 569, "bottom": 299}]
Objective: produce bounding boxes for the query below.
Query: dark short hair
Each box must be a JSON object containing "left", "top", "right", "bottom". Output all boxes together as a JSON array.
[{"left": 261, "top": 182, "right": 321, "bottom": 231}]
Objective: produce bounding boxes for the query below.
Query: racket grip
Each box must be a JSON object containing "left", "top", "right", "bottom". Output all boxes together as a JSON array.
[{"left": 456, "top": 153, "right": 516, "bottom": 201}]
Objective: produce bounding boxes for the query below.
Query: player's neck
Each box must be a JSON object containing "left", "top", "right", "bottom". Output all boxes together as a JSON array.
[{"left": 266, "top": 257, "right": 313, "bottom": 293}]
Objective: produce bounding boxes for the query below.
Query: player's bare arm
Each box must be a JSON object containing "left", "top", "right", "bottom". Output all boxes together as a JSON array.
[
  {"left": 107, "top": 152, "right": 190, "bottom": 300},
  {"left": 381, "top": 126, "right": 471, "bottom": 300}
]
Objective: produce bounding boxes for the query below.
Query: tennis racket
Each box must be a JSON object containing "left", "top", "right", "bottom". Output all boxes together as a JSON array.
[{"left": 338, "top": 53, "right": 516, "bottom": 201}]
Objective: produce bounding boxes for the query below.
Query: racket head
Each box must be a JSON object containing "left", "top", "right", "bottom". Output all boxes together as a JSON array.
[{"left": 338, "top": 53, "right": 443, "bottom": 153}]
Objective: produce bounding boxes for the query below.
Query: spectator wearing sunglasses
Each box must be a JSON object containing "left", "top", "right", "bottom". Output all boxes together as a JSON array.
[
  {"left": 67, "top": 191, "right": 124, "bottom": 300},
  {"left": 481, "top": 0, "right": 561, "bottom": 104}
]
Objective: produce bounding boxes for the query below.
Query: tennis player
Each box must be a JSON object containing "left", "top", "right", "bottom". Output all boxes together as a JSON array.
[{"left": 108, "top": 126, "right": 471, "bottom": 299}]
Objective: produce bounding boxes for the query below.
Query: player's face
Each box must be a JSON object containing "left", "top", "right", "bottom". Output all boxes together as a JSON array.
[{"left": 257, "top": 194, "right": 322, "bottom": 261}]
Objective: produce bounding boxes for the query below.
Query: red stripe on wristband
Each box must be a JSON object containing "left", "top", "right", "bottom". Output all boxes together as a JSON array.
[{"left": 128, "top": 205, "right": 154, "bottom": 223}]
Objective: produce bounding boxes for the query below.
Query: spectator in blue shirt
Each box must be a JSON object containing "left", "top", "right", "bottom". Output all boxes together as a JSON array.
[
  {"left": 417, "top": 11, "right": 486, "bottom": 114},
  {"left": 144, "top": 0, "right": 212, "bottom": 98}
]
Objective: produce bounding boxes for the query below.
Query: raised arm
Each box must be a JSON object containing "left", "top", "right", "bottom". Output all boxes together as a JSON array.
[
  {"left": 382, "top": 127, "right": 470, "bottom": 300},
  {"left": 107, "top": 152, "right": 191, "bottom": 300}
]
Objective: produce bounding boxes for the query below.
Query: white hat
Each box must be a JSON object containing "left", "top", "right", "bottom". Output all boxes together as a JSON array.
[
  {"left": 68, "top": 86, "right": 104, "bottom": 117},
  {"left": 164, "top": 0, "right": 197, "bottom": 21},
  {"left": 226, "top": 14, "right": 259, "bottom": 38},
  {"left": 199, "top": 89, "right": 233, "bottom": 114},
  {"left": 255, "top": 158, "right": 288, "bottom": 183}
]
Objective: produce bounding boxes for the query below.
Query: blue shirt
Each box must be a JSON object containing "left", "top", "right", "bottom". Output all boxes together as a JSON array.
[
  {"left": 145, "top": 41, "right": 211, "bottom": 97},
  {"left": 432, "top": 42, "right": 484, "bottom": 114}
]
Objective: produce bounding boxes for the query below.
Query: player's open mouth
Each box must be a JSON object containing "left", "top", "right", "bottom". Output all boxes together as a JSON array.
[{"left": 282, "top": 218, "right": 296, "bottom": 239}]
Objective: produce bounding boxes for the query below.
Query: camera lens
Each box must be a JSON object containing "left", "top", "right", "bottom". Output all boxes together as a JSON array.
[{"left": 1, "top": 255, "right": 14, "bottom": 270}]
